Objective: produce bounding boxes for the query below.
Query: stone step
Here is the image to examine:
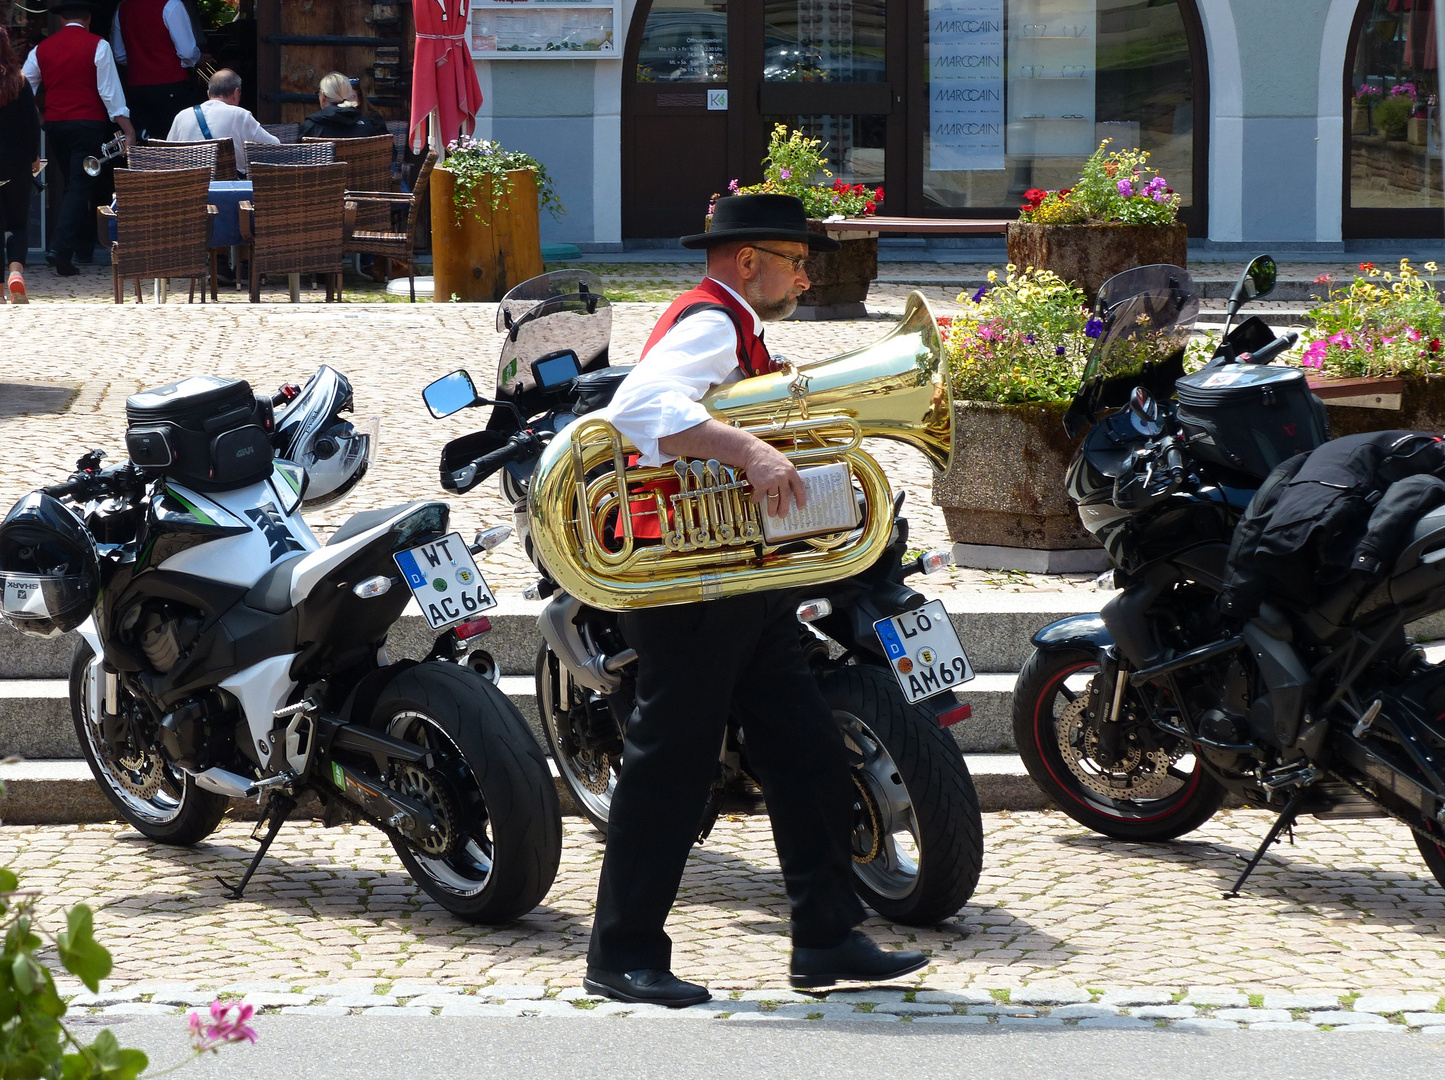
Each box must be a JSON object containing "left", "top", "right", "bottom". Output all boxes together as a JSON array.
[
  {"left": 0, "top": 594, "right": 1108, "bottom": 680},
  {"left": 0, "top": 754, "right": 1046, "bottom": 825},
  {"left": 0, "top": 672, "right": 1021, "bottom": 760}
]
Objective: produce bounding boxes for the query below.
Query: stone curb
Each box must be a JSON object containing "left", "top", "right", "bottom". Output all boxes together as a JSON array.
[{"left": 56, "top": 982, "right": 1445, "bottom": 1031}]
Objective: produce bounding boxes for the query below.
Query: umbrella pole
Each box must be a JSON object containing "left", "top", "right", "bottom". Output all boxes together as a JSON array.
[{"left": 430, "top": 109, "right": 444, "bottom": 164}]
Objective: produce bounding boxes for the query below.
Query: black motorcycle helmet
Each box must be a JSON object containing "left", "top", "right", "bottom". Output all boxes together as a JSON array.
[{"left": 0, "top": 492, "right": 102, "bottom": 638}]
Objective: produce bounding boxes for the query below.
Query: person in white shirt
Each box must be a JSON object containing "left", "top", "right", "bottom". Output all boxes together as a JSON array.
[{"left": 166, "top": 68, "right": 276, "bottom": 175}]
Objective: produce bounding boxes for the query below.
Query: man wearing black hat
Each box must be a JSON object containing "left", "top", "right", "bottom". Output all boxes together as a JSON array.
[
  {"left": 583, "top": 193, "right": 927, "bottom": 1008},
  {"left": 22, "top": 1, "right": 137, "bottom": 276}
]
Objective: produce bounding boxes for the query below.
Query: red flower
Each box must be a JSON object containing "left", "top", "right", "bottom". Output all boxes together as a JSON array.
[
  {"left": 1360, "top": 261, "right": 1376, "bottom": 271},
  {"left": 874, "top": 186, "right": 885, "bottom": 202},
  {"left": 1432, "top": 338, "right": 1442, "bottom": 353},
  {"left": 853, "top": 184, "right": 866, "bottom": 195},
  {"left": 1024, "top": 188, "right": 1048, "bottom": 204},
  {"left": 833, "top": 178, "right": 846, "bottom": 192},
  {"left": 864, "top": 200, "right": 876, "bottom": 214},
  {"left": 1059, "top": 188, "right": 1072, "bottom": 197}
]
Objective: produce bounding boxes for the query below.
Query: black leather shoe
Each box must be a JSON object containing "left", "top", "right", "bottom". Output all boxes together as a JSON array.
[
  {"left": 48, "top": 254, "right": 77, "bottom": 277},
  {"left": 790, "top": 930, "right": 928, "bottom": 988},
  {"left": 583, "top": 968, "right": 711, "bottom": 1008}
]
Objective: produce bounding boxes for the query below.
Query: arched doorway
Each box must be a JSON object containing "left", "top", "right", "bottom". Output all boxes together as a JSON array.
[
  {"left": 621, "top": 0, "right": 1209, "bottom": 239},
  {"left": 1343, "top": 0, "right": 1442, "bottom": 238}
]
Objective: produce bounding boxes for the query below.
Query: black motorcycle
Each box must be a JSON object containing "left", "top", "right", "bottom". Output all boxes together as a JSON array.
[
  {"left": 1013, "top": 256, "right": 1445, "bottom": 894},
  {"left": 423, "top": 270, "right": 985, "bottom": 925}
]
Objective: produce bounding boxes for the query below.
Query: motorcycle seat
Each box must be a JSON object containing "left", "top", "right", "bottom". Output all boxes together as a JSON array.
[
  {"left": 1390, "top": 505, "right": 1445, "bottom": 576},
  {"left": 326, "top": 505, "right": 412, "bottom": 548}
]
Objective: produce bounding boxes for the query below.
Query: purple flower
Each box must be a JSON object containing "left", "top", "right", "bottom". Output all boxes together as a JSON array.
[
  {"left": 1024, "top": 332, "right": 1036, "bottom": 344},
  {"left": 1056, "top": 345, "right": 1066, "bottom": 356},
  {"left": 780, "top": 169, "right": 792, "bottom": 180},
  {"left": 971, "top": 284, "right": 988, "bottom": 302},
  {"left": 1117, "top": 178, "right": 1134, "bottom": 197},
  {"left": 1085, "top": 317, "right": 1104, "bottom": 338},
  {"left": 728, "top": 178, "right": 740, "bottom": 193}
]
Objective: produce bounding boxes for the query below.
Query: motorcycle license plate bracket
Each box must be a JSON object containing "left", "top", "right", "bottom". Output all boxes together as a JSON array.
[
  {"left": 394, "top": 532, "right": 497, "bottom": 631},
  {"left": 874, "top": 599, "right": 974, "bottom": 704}
]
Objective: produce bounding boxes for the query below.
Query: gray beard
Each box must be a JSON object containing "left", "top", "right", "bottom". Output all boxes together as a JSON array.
[{"left": 743, "top": 279, "right": 798, "bottom": 321}]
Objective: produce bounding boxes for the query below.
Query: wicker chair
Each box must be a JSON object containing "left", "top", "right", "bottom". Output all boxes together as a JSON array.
[
  {"left": 304, "top": 134, "right": 393, "bottom": 235},
  {"left": 131, "top": 139, "right": 235, "bottom": 181},
  {"left": 99, "top": 167, "right": 212, "bottom": 304},
  {"left": 240, "top": 163, "right": 347, "bottom": 303},
  {"left": 244, "top": 142, "right": 335, "bottom": 167},
  {"left": 261, "top": 122, "right": 299, "bottom": 143},
  {"left": 342, "top": 151, "right": 437, "bottom": 302}
]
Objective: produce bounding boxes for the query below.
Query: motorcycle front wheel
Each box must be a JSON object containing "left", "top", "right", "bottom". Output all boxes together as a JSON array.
[
  {"left": 69, "top": 641, "right": 229, "bottom": 845},
  {"left": 823, "top": 665, "right": 984, "bottom": 926},
  {"left": 535, "top": 641, "right": 621, "bottom": 833},
  {"left": 1013, "top": 647, "right": 1226, "bottom": 841},
  {"left": 371, "top": 662, "right": 562, "bottom": 923}
]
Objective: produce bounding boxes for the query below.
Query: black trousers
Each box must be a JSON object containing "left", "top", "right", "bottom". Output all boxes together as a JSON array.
[
  {"left": 42, "top": 120, "right": 109, "bottom": 262},
  {"left": 0, "top": 164, "right": 32, "bottom": 266},
  {"left": 588, "top": 590, "right": 864, "bottom": 973},
  {"left": 127, "top": 81, "right": 193, "bottom": 143}
]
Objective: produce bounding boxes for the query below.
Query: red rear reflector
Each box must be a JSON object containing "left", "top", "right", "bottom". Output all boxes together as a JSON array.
[
  {"left": 937, "top": 702, "right": 972, "bottom": 728},
  {"left": 455, "top": 617, "right": 492, "bottom": 641}
]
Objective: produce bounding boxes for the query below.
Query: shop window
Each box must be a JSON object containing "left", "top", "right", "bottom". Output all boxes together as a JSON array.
[
  {"left": 923, "top": 0, "right": 1197, "bottom": 213},
  {"left": 635, "top": 0, "right": 730, "bottom": 82},
  {"left": 762, "top": 0, "right": 887, "bottom": 82},
  {"left": 1348, "top": 0, "right": 1441, "bottom": 213},
  {"left": 763, "top": 114, "right": 887, "bottom": 184}
]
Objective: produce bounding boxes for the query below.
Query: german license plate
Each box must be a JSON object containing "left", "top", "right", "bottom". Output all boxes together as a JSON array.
[
  {"left": 874, "top": 599, "right": 974, "bottom": 704},
  {"left": 394, "top": 532, "right": 496, "bottom": 630}
]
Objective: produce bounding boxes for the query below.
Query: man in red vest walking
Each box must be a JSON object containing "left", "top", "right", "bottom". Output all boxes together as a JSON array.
[
  {"left": 111, "top": 0, "right": 200, "bottom": 142},
  {"left": 583, "top": 193, "right": 927, "bottom": 1007},
  {"left": 22, "top": 1, "right": 136, "bottom": 276}
]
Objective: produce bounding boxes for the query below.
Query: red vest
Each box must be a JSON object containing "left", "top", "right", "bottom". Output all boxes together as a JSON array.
[
  {"left": 624, "top": 280, "right": 775, "bottom": 539},
  {"left": 34, "top": 24, "right": 108, "bottom": 123},
  {"left": 117, "top": 0, "right": 186, "bottom": 87}
]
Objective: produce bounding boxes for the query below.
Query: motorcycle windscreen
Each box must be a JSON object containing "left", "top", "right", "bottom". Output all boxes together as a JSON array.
[
  {"left": 1065, "top": 288, "right": 1200, "bottom": 438},
  {"left": 495, "top": 270, "right": 605, "bottom": 332},
  {"left": 489, "top": 293, "right": 613, "bottom": 430},
  {"left": 1094, "top": 264, "right": 1196, "bottom": 314}
]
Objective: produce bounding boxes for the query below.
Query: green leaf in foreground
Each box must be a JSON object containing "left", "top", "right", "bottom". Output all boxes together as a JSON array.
[{"left": 57, "top": 905, "right": 112, "bottom": 992}]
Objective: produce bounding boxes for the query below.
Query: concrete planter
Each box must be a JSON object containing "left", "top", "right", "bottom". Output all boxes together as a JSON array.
[
  {"left": 931, "top": 400, "right": 1105, "bottom": 573},
  {"left": 430, "top": 167, "right": 544, "bottom": 303},
  {"left": 1006, "top": 221, "right": 1188, "bottom": 304},
  {"left": 793, "top": 217, "right": 878, "bottom": 320}
]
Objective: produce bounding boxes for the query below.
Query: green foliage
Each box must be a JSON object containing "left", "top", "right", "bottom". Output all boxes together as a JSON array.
[
  {"left": 720, "top": 125, "right": 883, "bottom": 218},
  {"left": 1, "top": 871, "right": 148, "bottom": 1080},
  {"left": 1018, "top": 141, "right": 1181, "bottom": 226},
  {"left": 943, "top": 265, "right": 1093, "bottom": 403},
  {"left": 1373, "top": 94, "right": 1413, "bottom": 140},
  {"left": 442, "top": 136, "right": 565, "bottom": 222},
  {"left": 196, "top": 0, "right": 237, "bottom": 30},
  {"left": 1299, "top": 259, "right": 1445, "bottom": 377}
]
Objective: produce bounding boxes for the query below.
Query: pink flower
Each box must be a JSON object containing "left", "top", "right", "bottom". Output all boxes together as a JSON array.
[
  {"left": 727, "top": 178, "right": 740, "bottom": 193},
  {"left": 1407, "top": 327, "right": 1422, "bottom": 341},
  {"left": 779, "top": 169, "right": 792, "bottom": 180},
  {"left": 1328, "top": 332, "right": 1354, "bottom": 348},
  {"left": 1313, "top": 274, "right": 1333, "bottom": 284},
  {"left": 1116, "top": 178, "right": 1134, "bottom": 197},
  {"left": 190, "top": 1001, "right": 258, "bottom": 1052},
  {"left": 1301, "top": 340, "right": 1329, "bottom": 369}
]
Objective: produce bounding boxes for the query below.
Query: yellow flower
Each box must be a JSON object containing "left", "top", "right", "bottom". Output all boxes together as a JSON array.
[
  {"left": 1427, "top": 261, "right": 1439, "bottom": 273},
  {"left": 987, "top": 270, "right": 998, "bottom": 283}
]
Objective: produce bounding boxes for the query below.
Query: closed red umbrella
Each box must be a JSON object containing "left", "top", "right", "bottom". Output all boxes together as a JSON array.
[{"left": 409, "top": 0, "right": 484, "bottom": 152}]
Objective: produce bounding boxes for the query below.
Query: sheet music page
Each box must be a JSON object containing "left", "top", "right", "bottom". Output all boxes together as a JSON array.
[{"left": 760, "top": 462, "right": 861, "bottom": 543}]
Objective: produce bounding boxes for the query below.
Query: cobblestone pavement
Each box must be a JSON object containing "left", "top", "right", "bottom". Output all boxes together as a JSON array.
[
  {"left": 0, "top": 295, "right": 1098, "bottom": 599},
  {"left": 3, "top": 811, "right": 1445, "bottom": 1031}
]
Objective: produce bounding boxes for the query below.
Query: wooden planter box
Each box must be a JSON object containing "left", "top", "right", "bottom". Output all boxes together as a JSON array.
[
  {"left": 1006, "top": 221, "right": 1188, "bottom": 305},
  {"left": 1353, "top": 103, "right": 1373, "bottom": 135},
  {"left": 430, "top": 167, "right": 544, "bottom": 303},
  {"left": 1311, "top": 374, "right": 1445, "bottom": 435},
  {"left": 931, "top": 400, "right": 1106, "bottom": 573},
  {"left": 791, "top": 217, "right": 878, "bottom": 321}
]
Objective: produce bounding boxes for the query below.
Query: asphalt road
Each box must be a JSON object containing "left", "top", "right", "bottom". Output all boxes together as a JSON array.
[{"left": 92, "top": 1016, "right": 1445, "bottom": 1080}]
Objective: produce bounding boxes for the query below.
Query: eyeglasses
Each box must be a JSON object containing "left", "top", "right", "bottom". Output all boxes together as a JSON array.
[{"left": 750, "top": 245, "right": 810, "bottom": 272}]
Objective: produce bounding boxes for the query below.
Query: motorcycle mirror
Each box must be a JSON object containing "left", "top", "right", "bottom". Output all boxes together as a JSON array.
[
  {"left": 1222, "top": 253, "right": 1277, "bottom": 342},
  {"left": 1128, "top": 387, "right": 1161, "bottom": 431},
  {"left": 423, "top": 370, "right": 480, "bottom": 418}
]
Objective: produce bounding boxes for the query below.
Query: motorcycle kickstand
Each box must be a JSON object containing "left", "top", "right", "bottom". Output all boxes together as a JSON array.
[
  {"left": 1224, "top": 791, "right": 1304, "bottom": 899},
  {"left": 217, "top": 792, "right": 297, "bottom": 900}
]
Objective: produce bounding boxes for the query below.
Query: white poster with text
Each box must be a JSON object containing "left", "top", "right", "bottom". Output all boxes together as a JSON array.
[{"left": 928, "top": 0, "right": 1005, "bottom": 172}]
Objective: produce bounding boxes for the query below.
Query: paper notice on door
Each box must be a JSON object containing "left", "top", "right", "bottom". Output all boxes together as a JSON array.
[{"left": 759, "top": 463, "right": 862, "bottom": 544}]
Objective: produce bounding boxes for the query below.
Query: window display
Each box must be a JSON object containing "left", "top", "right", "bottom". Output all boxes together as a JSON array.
[{"left": 470, "top": 1, "right": 616, "bottom": 58}]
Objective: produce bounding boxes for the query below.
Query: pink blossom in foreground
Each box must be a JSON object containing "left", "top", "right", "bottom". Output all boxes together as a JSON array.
[
  {"left": 190, "top": 1001, "right": 258, "bottom": 1052},
  {"left": 1300, "top": 339, "right": 1328, "bottom": 369}
]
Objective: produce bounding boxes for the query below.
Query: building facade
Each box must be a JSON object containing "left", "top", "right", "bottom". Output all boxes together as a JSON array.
[{"left": 465, "top": 0, "right": 1445, "bottom": 249}]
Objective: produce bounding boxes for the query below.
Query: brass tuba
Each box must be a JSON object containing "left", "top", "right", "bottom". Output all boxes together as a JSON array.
[{"left": 526, "top": 291, "right": 953, "bottom": 611}]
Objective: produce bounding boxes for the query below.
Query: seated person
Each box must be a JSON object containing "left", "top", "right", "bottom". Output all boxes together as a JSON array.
[
  {"left": 165, "top": 68, "right": 276, "bottom": 176},
  {"left": 299, "top": 72, "right": 388, "bottom": 140}
]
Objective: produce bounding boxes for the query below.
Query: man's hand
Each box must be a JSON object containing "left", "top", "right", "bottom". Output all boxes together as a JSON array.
[
  {"left": 657, "top": 419, "right": 808, "bottom": 518},
  {"left": 114, "top": 119, "right": 137, "bottom": 152}
]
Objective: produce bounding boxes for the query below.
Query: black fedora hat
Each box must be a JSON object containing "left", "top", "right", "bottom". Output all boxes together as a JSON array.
[
  {"left": 681, "top": 193, "right": 840, "bottom": 253},
  {"left": 51, "top": 0, "right": 97, "bottom": 13}
]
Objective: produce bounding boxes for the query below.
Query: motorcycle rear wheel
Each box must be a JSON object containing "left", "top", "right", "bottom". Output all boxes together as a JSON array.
[
  {"left": 372, "top": 662, "right": 562, "bottom": 923},
  {"left": 69, "top": 641, "right": 229, "bottom": 845},
  {"left": 535, "top": 642, "right": 621, "bottom": 833},
  {"left": 1013, "top": 647, "right": 1226, "bottom": 841},
  {"left": 823, "top": 664, "right": 983, "bottom": 925}
]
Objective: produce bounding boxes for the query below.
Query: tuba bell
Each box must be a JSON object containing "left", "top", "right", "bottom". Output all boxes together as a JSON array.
[{"left": 526, "top": 290, "right": 953, "bottom": 611}]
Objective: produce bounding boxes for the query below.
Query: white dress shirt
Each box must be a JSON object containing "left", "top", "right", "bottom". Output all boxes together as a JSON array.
[
  {"left": 605, "top": 278, "right": 761, "bottom": 467},
  {"left": 111, "top": 0, "right": 201, "bottom": 68},
  {"left": 165, "top": 98, "right": 277, "bottom": 173},
  {"left": 22, "top": 23, "right": 130, "bottom": 119}
]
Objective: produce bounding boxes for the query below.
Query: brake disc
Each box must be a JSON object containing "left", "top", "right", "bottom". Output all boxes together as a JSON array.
[
  {"left": 1056, "top": 692, "right": 1183, "bottom": 801},
  {"left": 571, "top": 749, "right": 614, "bottom": 795},
  {"left": 111, "top": 749, "right": 164, "bottom": 800},
  {"left": 391, "top": 764, "right": 461, "bottom": 859}
]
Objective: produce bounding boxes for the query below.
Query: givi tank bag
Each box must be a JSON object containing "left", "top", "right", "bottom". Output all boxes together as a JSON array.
[
  {"left": 1175, "top": 361, "right": 1329, "bottom": 481},
  {"left": 124, "top": 376, "right": 274, "bottom": 491}
]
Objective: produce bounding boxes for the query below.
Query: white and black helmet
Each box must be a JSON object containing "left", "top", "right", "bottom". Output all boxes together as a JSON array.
[
  {"left": 270, "top": 366, "right": 377, "bottom": 509},
  {"left": 0, "top": 492, "right": 102, "bottom": 638}
]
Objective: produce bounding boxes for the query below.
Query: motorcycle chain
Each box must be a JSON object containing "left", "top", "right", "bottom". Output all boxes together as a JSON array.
[
  {"left": 850, "top": 772, "right": 882, "bottom": 864},
  {"left": 390, "top": 764, "right": 461, "bottom": 859}
]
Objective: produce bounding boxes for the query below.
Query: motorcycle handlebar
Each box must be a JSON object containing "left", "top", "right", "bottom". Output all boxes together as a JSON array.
[
  {"left": 467, "top": 432, "right": 541, "bottom": 481},
  {"left": 42, "top": 462, "right": 140, "bottom": 502},
  {"left": 1241, "top": 331, "right": 1299, "bottom": 366}
]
